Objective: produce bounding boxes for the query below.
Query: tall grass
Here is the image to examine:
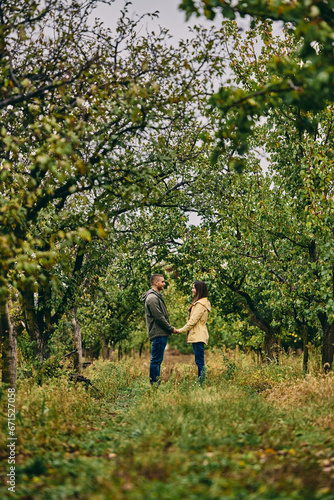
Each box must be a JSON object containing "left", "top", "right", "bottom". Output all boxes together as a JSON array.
[{"left": 0, "top": 349, "right": 333, "bottom": 499}]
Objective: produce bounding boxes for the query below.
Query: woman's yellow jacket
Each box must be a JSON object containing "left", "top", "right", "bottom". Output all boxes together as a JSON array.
[{"left": 178, "top": 297, "right": 211, "bottom": 344}]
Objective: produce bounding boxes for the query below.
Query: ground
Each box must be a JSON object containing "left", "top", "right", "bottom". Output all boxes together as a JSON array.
[{"left": 0, "top": 349, "right": 333, "bottom": 499}]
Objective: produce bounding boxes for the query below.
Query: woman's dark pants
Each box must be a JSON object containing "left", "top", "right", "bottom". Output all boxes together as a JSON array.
[{"left": 192, "top": 342, "right": 205, "bottom": 382}]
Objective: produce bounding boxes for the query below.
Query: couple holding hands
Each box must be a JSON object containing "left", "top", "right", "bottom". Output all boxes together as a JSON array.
[{"left": 142, "top": 274, "right": 211, "bottom": 385}]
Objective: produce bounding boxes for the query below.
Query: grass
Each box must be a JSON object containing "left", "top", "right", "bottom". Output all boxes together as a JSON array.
[{"left": 0, "top": 349, "right": 334, "bottom": 499}]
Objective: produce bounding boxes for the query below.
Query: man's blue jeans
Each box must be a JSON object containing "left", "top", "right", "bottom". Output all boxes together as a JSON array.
[
  {"left": 150, "top": 336, "right": 168, "bottom": 385},
  {"left": 192, "top": 342, "right": 205, "bottom": 382}
]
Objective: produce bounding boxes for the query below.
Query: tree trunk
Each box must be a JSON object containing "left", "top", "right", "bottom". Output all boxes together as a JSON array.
[
  {"left": 322, "top": 324, "right": 334, "bottom": 372},
  {"left": 317, "top": 312, "right": 334, "bottom": 371},
  {"left": 21, "top": 282, "right": 45, "bottom": 362},
  {"left": 0, "top": 298, "right": 17, "bottom": 387},
  {"left": 101, "top": 334, "right": 110, "bottom": 361},
  {"left": 70, "top": 307, "right": 82, "bottom": 373},
  {"left": 38, "top": 279, "right": 52, "bottom": 336},
  {"left": 263, "top": 329, "right": 279, "bottom": 363},
  {"left": 302, "top": 324, "right": 309, "bottom": 373},
  {"left": 228, "top": 285, "right": 280, "bottom": 363}
]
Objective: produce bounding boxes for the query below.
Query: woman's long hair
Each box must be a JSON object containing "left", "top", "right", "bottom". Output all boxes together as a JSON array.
[{"left": 192, "top": 281, "right": 208, "bottom": 304}]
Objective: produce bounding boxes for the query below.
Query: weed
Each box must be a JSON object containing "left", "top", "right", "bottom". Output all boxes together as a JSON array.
[{"left": 0, "top": 350, "right": 333, "bottom": 499}]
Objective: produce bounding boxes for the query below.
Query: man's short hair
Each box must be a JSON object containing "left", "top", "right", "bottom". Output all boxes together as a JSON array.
[{"left": 150, "top": 274, "right": 164, "bottom": 285}]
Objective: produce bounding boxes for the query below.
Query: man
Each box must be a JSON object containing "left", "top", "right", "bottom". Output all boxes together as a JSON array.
[{"left": 142, "top": 274, "right": 176, "bottom": 385}]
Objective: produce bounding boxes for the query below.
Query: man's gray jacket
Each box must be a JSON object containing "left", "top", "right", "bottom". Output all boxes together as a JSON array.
[{"left": 142, "top": 289, "right": 174, "bottom": 341}]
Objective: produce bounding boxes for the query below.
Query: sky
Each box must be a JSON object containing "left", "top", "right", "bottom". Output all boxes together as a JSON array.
[{"left": 93, "top": 0, "right": 223, "bottom": 38}]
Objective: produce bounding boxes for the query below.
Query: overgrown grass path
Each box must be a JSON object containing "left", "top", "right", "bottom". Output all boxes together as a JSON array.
[{"left": 1, "top": 356, "right": 334, "bottom": 499}]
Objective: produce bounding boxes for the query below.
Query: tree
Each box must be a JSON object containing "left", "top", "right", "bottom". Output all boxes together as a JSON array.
[
  {"left": 76, "top": 207, "right": 186, "bottom": 359},
  {"left": 222, "top": 21, "right": 334, "bottom": 369},
  {"left": 179, "top": 0, "right": 334, "bottom": 159},
  {"left": 170, "top": 21, "right": 334, "bottom": 369},
  {"left": 170, "top": 166, "right": 286, "bottom": 361},
  {"left": 0, "top": 1, "right": 228, "bottom": 384}
]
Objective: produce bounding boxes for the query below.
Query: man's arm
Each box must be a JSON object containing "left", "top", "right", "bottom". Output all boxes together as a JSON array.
[{"left": 146, "top": 295, "right": 174, "bottom": 333}]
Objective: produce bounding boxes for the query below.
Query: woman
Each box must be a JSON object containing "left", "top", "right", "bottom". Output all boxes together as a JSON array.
[{"left": 177, "top": 281, "right": 211, "bottom": 382}]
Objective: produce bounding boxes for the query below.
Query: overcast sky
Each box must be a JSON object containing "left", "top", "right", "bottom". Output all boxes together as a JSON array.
[{"left": 93, "top": 0, "right": 223, "bottom": 38}]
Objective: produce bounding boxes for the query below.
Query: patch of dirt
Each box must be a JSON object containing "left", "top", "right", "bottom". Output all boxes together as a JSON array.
[{"left": 164, "top": 348, "right": 194, "bottom": 365}]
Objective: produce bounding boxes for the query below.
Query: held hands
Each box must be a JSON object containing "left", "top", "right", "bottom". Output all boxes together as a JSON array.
[{"left": 173, "top": 328, "right": 181, "bottom": 335}]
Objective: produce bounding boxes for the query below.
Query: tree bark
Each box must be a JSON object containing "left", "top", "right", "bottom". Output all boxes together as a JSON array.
[
  {"left": 70, "top": 307, "right": 82, "bottom": 373},
  {"left": 263, "top": 328, "right": 279, "bottom": 363},
  {"left": 322, "top": 323, "right": 334, "bottom": 372},
  {"left": 317, "top": 312, "right": 334, "bottom": 371},
  {"left": 37, "top": 279, "right": 52, "bottom": 336},
  {"left": 227, "top": 283, "right": 279, "bottom": 363},
  {"left": 302, "top": 323, "right": 309, "bottom": 373},
  {"left": 0, "top": 298, "right": 17, "bottom": 387},
  {"left": 21, "top": 281, "right": 45, "bottom": 362},
  {"left": 101, "top": 334, "right": 111, "bottom": 361}
]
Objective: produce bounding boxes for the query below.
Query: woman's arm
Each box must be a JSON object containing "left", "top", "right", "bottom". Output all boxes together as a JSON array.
[{"left": 177, "top": 304, "right": 206, "bottom": 333}]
